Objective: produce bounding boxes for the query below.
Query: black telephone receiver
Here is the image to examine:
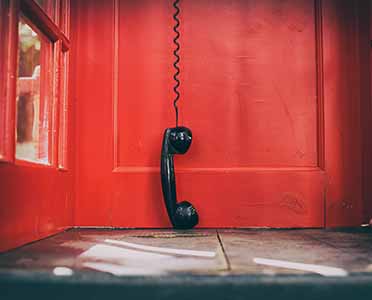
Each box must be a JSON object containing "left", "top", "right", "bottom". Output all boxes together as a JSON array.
[{"left": 161, "top": 126, "right": 199, "bottom": 229}]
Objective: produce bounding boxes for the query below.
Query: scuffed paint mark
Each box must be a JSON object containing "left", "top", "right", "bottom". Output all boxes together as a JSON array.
[
  {"left": 280, "top": 193, "right": 307, "bottom": 215},
  {"left": 272, "top": 81, "right": 305, "bottom": 160}
]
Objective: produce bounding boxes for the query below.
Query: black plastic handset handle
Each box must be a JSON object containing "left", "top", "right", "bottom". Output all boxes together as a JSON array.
[{"left": 160, "top": 126, "right": 199, "bottom": 229}]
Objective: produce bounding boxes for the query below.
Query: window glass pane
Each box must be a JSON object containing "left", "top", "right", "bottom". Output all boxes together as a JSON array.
[{"left": 16, "top": 19, "right": 52, "bottom": 164}]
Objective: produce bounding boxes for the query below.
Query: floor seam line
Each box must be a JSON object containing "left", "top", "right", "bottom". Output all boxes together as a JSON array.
[{"left": 216, "top": 231, "right": 231, "bottom": 272}]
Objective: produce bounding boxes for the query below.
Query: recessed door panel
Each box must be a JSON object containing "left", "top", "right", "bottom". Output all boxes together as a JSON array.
[{"left": 117, "top": 0, "right": 318, "bottom": 169}]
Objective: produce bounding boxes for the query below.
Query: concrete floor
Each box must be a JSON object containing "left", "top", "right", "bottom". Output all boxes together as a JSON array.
[{"left": 1, "top": 228, "right": 372, "bottom": 299}]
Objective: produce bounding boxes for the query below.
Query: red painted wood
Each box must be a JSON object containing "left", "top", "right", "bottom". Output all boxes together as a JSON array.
[
  {"left": 118, "top": 1, "right": 320, "bottom": 169},
  {"left": 322, "top": 0, "right": 368, "bottom": 226},
  {"left": 365, "top": 0, "right": 372, "bottom": 224},
  {"left": 0, "top": 0, "right": 74, "bottom": 252},
  {"left": 74, "top": 0, "right": 335, "bottom": 228},
  {"left": 0, "top": 0, "right": 6, "bottom": 161},
  {"left": 58, "top": 48, "right": 69, "bottom": 170},
  {"left": 0, "top": 165, "right": 75, "bottom": 252},
  {"left": 0, "top": 0, "right": 17, "bottom": 163}
]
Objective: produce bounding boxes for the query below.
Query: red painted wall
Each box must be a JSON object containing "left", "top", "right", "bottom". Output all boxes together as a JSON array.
[
  {"left": 0, "top": 165, "right": 75, "bottom": 252},
  {"left": 72, "top": 0, "right": 371, "bottom": 228}
]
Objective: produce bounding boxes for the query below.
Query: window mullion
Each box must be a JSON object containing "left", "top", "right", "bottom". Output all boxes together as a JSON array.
[{"left": 51, "top": 40, "right": 62, "bottom": 167}]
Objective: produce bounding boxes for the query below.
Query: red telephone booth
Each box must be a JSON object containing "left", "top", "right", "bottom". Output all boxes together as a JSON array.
[{"left": 1, "top": 1, "right": 372, "bottom": 298}]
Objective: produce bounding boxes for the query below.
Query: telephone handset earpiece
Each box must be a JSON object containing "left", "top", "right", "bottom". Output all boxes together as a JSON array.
[{"left": 161, "top": 126, "right": 199, "bottom": 229}]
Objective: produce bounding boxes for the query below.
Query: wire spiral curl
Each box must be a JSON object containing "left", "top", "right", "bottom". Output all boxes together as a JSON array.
[{"left": 173, "top": 0, "right": 181, "bottom": 127}]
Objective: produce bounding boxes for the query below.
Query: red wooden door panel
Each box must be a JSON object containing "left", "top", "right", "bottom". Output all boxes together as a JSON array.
[
  {"left": 73, "top": 0, "right": 366, "bottom": 228},
  {"left": 118, "top": 1, "right": 318, "bottom": 169}
]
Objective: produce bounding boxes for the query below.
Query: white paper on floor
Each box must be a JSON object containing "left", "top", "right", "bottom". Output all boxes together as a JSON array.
[
  {"left": 78, "top": 242, "right": 217, "bottom": 276},
  {"left": 79, "top": 243, "right": 170, "bottom": 260},
  {"left": 104, "top": 239, "right": 216, "bottom": 258},
  {"left": 53, "top": 267, "right": 74, "bottom": 276},
  {"left": 253, "top": 257, "right": 348, "bottom": 277}
]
